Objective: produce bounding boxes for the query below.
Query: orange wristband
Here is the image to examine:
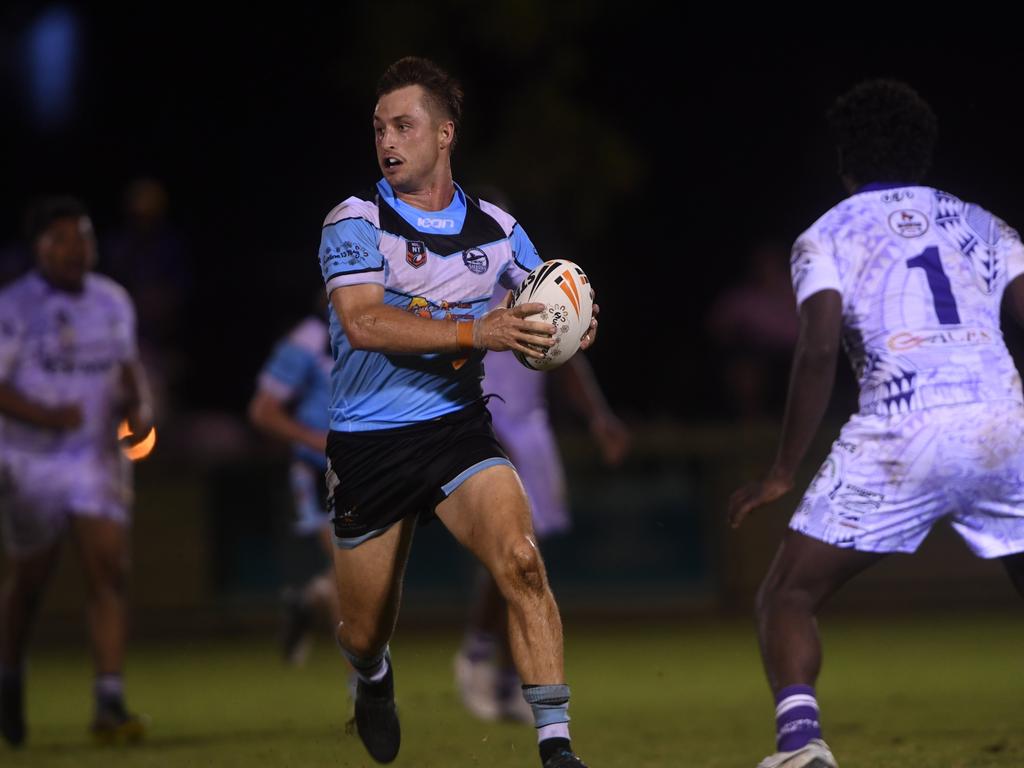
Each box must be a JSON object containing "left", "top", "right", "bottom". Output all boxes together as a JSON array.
[{"left": 456, "top": 320, "right": 475, "bottom": 350}]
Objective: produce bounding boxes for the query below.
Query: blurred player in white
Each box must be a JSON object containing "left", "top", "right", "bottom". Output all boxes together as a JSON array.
[
  {"left": 248, "top": 302, "right": 341, "bottom": 664},
  {"left": 0, "top": 197, "right": 152, "bottom": 747},
  {"left": 729, "top": 81, "right": 1024, "bottom": 768},
  {"left": 455, "top": 290, "right": 629, "bottom": 722}
]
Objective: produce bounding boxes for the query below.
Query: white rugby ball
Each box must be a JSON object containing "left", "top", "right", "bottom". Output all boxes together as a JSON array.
[{"left": 510, "top": 259, "right": 594, "bottom": 371}]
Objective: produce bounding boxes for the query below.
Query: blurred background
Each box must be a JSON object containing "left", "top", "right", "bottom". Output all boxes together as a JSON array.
[{"left": 4, "top": 4, "right": 1024, "bottom": 642}]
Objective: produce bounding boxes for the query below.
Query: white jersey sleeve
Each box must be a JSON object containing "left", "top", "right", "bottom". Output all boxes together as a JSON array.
[{"left": 791, "top": 227, "right": 842, "bottom": 307}]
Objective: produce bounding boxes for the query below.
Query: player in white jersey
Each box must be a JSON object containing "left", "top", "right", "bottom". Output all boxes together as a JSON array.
[
  {"left": 728, "top": 81, "right": 1024, "bottom": 768},
  {"left": 0, "top": 198, "right": 152, "bottom": 748},
  {"left": 456, "top": 289, "right": 629, "bottom": 722}
]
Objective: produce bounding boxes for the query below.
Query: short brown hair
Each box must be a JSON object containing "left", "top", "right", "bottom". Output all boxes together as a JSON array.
[{"left": 377, "top": 57, "right": 464, "bottom": 147}]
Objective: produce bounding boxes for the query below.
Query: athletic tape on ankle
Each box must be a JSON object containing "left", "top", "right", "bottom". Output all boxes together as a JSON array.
[
  {"left": 338, "top": 642, "right": 388, "bottom": 674},
  {"left": 523, "top": 684, "right": 571, "bottom": 727}
]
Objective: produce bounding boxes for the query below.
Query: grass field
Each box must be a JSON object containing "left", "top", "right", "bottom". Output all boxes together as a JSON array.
[{"left": 5, "top": 614, "right": 1023, "bottom": 767}]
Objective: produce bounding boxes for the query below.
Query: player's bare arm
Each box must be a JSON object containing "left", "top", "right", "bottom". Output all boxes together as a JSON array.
[
  {"left": 119, "top": 360, "right": 154, "bottom": 443},
  {"left": 554, "top": 352, "right": 628, "bottom": 465},
  {"left": 332, "top": 282, "right": 556, "bottom": 359},
  {"left": 728, "top": 289, "right": 842, "bottom": 528},
  {"left": 1005, "top": 273, "right": 1024, "bottom": 327},
  {"left": 248, "top": 390, "right": 328, "bottom": 454},
  {"left": 0, "top": 383, "right": 82, "bottom": 430}
]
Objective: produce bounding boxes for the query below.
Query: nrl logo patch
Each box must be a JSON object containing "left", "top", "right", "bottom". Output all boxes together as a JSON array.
[{"left": 406, "top": 240, "right": 427, "bottom": 269}]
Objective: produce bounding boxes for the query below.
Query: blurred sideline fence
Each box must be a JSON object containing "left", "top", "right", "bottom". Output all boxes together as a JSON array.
[{"left": 4, "top": 420, "right": 1020, "bottom": 643}]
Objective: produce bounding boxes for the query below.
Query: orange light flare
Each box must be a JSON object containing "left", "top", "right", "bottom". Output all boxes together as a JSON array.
[{"left": 118, "top": 420, "right": 157, "bottom": 461}]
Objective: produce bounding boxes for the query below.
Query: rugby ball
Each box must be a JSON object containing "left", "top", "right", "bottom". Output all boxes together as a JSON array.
[{"left": 510, "top": 260, "right": 593, "bottom": 371}]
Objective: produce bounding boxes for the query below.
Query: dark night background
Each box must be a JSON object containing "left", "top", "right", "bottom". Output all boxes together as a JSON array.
[{"left": 5, "top": 8, "right": 1024, "bottom": 419}]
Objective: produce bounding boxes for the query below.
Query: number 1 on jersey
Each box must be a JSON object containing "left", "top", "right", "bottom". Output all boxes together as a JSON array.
[{"left": 907, "top": 246, "right": 961, "bottom": 325}]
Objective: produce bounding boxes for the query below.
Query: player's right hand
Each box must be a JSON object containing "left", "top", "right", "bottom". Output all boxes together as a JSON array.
[
  {"left": 47, "top": 404, "right": 83, "bottom": 430},
  {"left": 727, "top": 470, "right": 793, "bottom": 529},
  {"left": 474, "top": 302, "right": 556, "bottom": 359}
]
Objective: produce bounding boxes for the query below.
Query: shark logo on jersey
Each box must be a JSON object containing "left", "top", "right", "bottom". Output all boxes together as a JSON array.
[
  {"left": 888, "top": 210, "right": 929, "bottom": 238},
  {"left": 462, "top": 248, "right": 489, "bottom": 275},
  {"left": 406, "top": 240, "right": 427, "bottom": 269}
]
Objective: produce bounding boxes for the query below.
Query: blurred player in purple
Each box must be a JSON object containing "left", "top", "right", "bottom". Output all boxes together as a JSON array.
[
  {"left": 0, "top": 198, "right": 152, "bottom": 747},
  {"left": 248, "top": 303, "right": 341, "bottom": 664},
  {"left": 730, "top": 81, "right": 1024, "bottom": 768},
  {"left": 455, "top": 290, "right": 628, "bottom": 722}
]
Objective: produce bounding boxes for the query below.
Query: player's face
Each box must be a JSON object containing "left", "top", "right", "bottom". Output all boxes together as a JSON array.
[
  {"left": 373, "top": 85, "right": 452, "bottom": 191},
  {"left": 36, "top": 215, "right": 97, "bottom": 291}
]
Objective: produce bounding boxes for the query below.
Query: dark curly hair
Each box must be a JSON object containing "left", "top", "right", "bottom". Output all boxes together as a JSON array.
[
  {"left": 377, "top": 57, "right": 463, "bottom": 148},
  {"left": 828, "top": 79, "right": 938, "bottom": 185},
  {"left": 26, "top": 196, "right": 89, "bottom": 244}
]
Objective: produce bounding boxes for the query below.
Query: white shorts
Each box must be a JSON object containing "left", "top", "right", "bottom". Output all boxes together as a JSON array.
[
  {"left": 791, "top": 400, "right": 1024, "bottom": 558},
  {"left": 493, "top": 410, "right": 569, "bottom": 539},
  {"left": 0, "top": 452, "right": 131, "bottom": 557}
]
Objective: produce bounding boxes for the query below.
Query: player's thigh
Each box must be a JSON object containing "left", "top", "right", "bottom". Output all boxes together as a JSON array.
[
  {"left": 434, "top": 464, "right": 536, "bottom": 569},
  {"left": 331, "top": 515, "right": 417, "bottom": 621},
  {"left": 949, "top": 402, "right": 1024, "bottom": 558},
  {"left": 0, "top": 457, "right": 70, "bottom": 560},
  {"left": 760, "top": 529, "right": 885, "bottom": 609},
  {"left": 497, "top": 418, "right": 569, "bottom": 538}
]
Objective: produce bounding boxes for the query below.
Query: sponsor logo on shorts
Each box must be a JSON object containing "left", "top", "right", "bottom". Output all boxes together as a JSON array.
[
  {"left": 835, "top": 484, "right": 884, "bottom": 515},
  {"left": 462, "top": 248, "right": 489, "bottom": 275},
  {"left": 888, "top": 209, "right": 929, "bottom": 238}
]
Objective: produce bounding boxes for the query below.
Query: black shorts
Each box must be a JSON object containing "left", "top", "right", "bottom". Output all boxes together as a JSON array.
[{"left": 325, "top": 402, "right": 511, "bottom": 548}]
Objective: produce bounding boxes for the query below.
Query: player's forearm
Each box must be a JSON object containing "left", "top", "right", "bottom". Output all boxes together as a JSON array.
[
  {"left": 249, "top": 395, "right": 328, "bottom": 454},
  {"left": 771, "top": 335, "right": 838, "bottom": 481},
  {"left": 0, "top": 384, "right": 68, "bottom": 429},
  {"left": 340, "top": 300, "right": 467, "bottom": 355},
  {"left": 120, "top": 360, "right": 154, "bottom": 434},
  {"left": 557, "top": 355, "right": 613, "bottom": 423}
]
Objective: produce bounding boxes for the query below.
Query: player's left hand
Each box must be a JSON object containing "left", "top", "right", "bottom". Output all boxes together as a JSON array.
[
  {"left": 727, "top": 469, "right": 793, "bottom": 529},
  {"left": 579, "top": 302, "right": 599, "bottom": 351}
]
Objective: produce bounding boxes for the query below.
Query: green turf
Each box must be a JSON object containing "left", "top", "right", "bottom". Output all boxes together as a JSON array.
[{"left": 5, "top": 614, "right": 1023, "bottom": 767}]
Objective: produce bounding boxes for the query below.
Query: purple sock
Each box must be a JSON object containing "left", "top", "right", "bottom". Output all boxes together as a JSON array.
[{"left": 775, "top": 685, "right": 821, "bottom": 752}]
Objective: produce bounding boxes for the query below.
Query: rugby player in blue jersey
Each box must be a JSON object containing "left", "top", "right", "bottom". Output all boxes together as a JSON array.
[
  {"left": 317, "top": 58, "right": 597, "bottom": 767},
  {"left": 249, "top": 304, "right": 341, "bottom": 664}
]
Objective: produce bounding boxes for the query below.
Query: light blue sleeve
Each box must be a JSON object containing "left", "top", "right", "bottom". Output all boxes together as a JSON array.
[
  {"left": 500, "top": 222, "right": 544, "bottom": 289},
  {"left": 257, "top": 341, "right": 313, "bottom": 401},
  {"left": 320, "top": 217, "right": 385, "bottom": 295}
]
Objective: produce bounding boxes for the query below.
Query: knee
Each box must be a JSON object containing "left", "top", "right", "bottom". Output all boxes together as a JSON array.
[
  {"left": 339, "top": 610, "right": 395, "bottom": 659},
  {"left": 335, "top": 618, "right": 389, "bottom": 659},
  {"left": 496, "top": 538, "right": 547, "bottom": 600},
  {"left": 86, "top": 554, "right": 129, "bottom": 600}
]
